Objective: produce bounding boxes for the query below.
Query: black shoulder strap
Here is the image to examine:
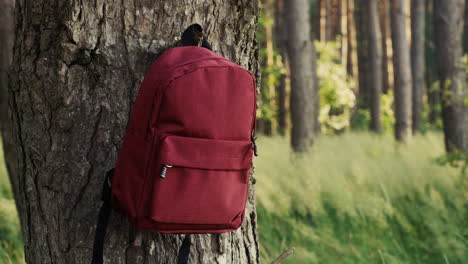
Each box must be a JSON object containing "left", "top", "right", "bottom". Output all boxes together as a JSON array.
[
  {"left": 177, "top": 234, "right": 192, "bottom": 264},
  {"left": 180, "top": 24, "right": 212, "bottom": 50},
  {"left": 91, "top": 169, "right": 114, "bottom": 264},
  {"left": 90, "top": 169, "right": 193, "bottom": 264}
]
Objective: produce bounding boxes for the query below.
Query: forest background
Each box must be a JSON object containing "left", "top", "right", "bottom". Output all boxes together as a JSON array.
[{"left": 1, "top": 0, "right": 467, "bottom": 263}]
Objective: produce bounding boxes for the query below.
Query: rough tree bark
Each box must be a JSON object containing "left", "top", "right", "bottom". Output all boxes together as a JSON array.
[
  {"left": 287, "top": 0, "right": 318, "bottom": 152},
  {"left": 411, "top": 0, "right": 425, "bottom": 133},
  {"left": 0, "top": 0, "right": 15, "bottom": 128},
  {"left": 3, "top": 1, "right": 260, "bottom": 263},
  {"left": 434, "top": 0, "right": 468, "bottom": 152},
  {"left": 391, "top": 0, "right": 413, "bottom": 142},
  {"left": 368, "top": 0, "right": 383, "bottom": 133}
]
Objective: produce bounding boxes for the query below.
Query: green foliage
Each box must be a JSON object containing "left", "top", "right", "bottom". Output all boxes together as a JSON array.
[
  {"left": 350, "top": 91, "right": 395, "bottom": 132},
  {"left": 381, "top": 91, "right": 395, "bottom": 131},
  {"left": 256, "top": 5, "right": 285, "bottom": 132},
  {"left": 309, "top": 0, "right": 319, "bottom": 26},
  {"left": 435, "top": 151, "right": 468, "bottom": 175},
  {"left": 256, "top": 4, "right": 268, "bottom": 48},
  {"left": 316, "top": 41, "right": 356, "bottom": 134},
  {"left": 256, "top": 132, "right": 467, "bottom": 263},
  {"left": 422, "top": 81, "right": 443, "bottom": 130},
  {"left": 0, "top": 140, "right": 24, "bottom": 264},
  {"left": 349, "top": 108, "right": 370, "bottom": 131},
  {"left": 258, "top": 52, "right": 285, "bottom": 127},
  {"left": 0, "top": 151, "right": 11, "bottom": 201}
]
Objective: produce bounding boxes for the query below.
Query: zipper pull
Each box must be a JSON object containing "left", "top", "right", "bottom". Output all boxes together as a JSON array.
[
  {"left": 251, "top": 130, "right": 258, "bottom": 157},
  {"left": 160, "top": 164, "right": 173, "bottom": 179},
  {"left": 252, "top": 139, "right": 258, "bottom": 157}
]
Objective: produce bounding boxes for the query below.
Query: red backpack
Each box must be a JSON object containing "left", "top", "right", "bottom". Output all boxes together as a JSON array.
[{"left": 91, "top": 25, "right": 257, "bottom": 264}]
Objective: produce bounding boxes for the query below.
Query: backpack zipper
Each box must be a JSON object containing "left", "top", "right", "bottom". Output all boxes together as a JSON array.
[
  {"left": 160, "top": 164, "right": 173, "bottom": 178},
  {"left": 251, "top": 130, "right": 258, "bottom": 157}
]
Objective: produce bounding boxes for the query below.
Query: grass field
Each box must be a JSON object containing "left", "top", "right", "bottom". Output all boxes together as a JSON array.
[
  {"left": 0, "top": 140, "right": 23, "bottom": 264},
  {"left": 0, "top": 132, "right": 467, "bottom": 263},
  {"left": 255, "top": 132, "right": 467, "bottom": 263}
]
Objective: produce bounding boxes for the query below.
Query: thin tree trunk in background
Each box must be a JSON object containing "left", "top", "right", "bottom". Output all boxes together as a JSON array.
[
  {"left": 325, "top": 0, "right": 333, "bottom": 40},
  {"left": 276, "top": 66, "right": 288, "bottom": 136},
  {"left": 464, "top": 0, "right": 468, "bottom": 54},
  {"left": 3, "top": 1, "right": 260, "bottom": 263},
  {"left": 434, "top": 0, "right": 468, "bottom": 152},
  {"left": 411, "top": 0, "right": 425, "bottom": 133},
  {"left": 346, "top": 0, "right": 359, "bottom": 89},
  {"left": 406, "top": 0, "right": 412, "bottom": 42},
  {"left": 380, "top": 0, "right": 393, "bottom": 94},
  {"left": 324, "top": 0, "right": 334, "bottom": 41},
  {"left": 341, "top": 0, "right": 349, "bottom": 68},
  {"left": 319, "top": 0, "right": 342, "bottom": 42},
  {"left": 368, "top": 0, "right": 383, "bottom": 133},
  {"left": 0, "top": 0, "right": 14, "bottom": 130},
  {"left": 274, "top": 0, "right": 289, "bottom": 136},
  {"left": 426, "top": 0, "right": 439, "bottom": 124},
  {"left": 327, "top": 0, "right": 341, "bottom": 41},
  {"left": 355, "top": 0, "right": 370, "bottom": 99},
  {"left": 312, "top": 40, "right": 321, "bottom": 134},
  {"left": 319, "top": 0, "right": 327, "bottom": 42},
  {"left": 391, "top": 0, "right": 413, "bottom": 142},
  {"left": 287, "top": 0, "right": 318, "bottom": 152}
]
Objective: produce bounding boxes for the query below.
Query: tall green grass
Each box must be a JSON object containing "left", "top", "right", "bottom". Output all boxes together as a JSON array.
[
  {"left": 256, "top": 132, "right": 467, "bottom": 263},
  {"left": 0, "top": 140, "right": 24, "bottom": 264},
  {"left": 0, "top": 133, "right": 466, "bottom": 263}
]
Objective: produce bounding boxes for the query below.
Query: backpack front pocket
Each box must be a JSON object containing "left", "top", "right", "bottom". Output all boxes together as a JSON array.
[{"left": 149, "top": 135, "right": 253, "bottom": 227}]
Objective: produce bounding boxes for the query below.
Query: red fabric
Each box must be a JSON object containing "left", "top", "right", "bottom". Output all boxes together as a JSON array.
[{"left": 111, "top": 46, "right": 256, "bottom": 233}]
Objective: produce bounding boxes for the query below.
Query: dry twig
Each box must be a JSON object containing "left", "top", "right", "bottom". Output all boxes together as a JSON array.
[{"left": 271, "top": 247, "right": 295, "bottom": 264}]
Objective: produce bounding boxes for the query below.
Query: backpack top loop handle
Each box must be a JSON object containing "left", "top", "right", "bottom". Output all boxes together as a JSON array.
[{"left": 180, "top": 24, "right": 212, "bottom": 50}]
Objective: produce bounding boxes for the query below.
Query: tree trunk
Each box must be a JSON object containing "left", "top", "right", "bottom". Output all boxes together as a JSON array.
[
  {"left": 464, "top": 0, "right": 468, "bottom": 54},
  {"left": 329, "top": 0, "right": 343, "bottom": 42},
  {"left": 274, "top": 0, "right": 289, "bottom": 136},
  {"left": 3, "top": 1, "right": 260, "bottom": 263},
  {"left": 434, "top": 0, "right": 468, "bottom": 152},
  {"left": 355, "top": 0, "right": 370, "bottom": 100},
  {"left": 391, "top": 0, "right": 413, "bottom": 142},
  {"left": 319, "top": 0, "right": 342, "bottom": 42},
  {"left": 379, "top": 0, "right": 393, "bottom": 94},
  {"left": 426, "top": 0, "right": 439, "bottom": 124},
  {"left": 0, "top": 0, "right": 14, "bottom": 128},
  {"left": 340, "top": 0, "right": 348, "bottom": 69},
  {"left": 368, "top": 0, "right": 383, "bottom": 133},
  {"left": 287, "top": 0, "right": 318, "bottom": 152},
  {"left": 346, "top": 0, "right": 359, "bottom": 88},
  {"left": 411, "top": 0, "right": 425, "bottom": 133},
  {"left": 319, "top": 0, "right": 327, "bottom": 42}
]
